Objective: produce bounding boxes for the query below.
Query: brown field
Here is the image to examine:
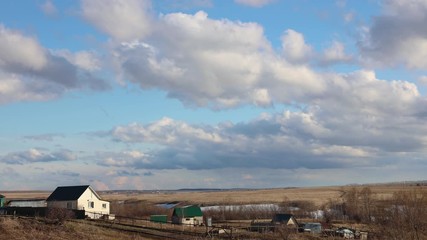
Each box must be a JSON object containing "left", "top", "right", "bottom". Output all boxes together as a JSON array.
[
  {"left": 102, "top": 184, "right": 424, "bottom": 206},
  {"left": 2, "top": 183, "right": 422, "bottom": 207}
]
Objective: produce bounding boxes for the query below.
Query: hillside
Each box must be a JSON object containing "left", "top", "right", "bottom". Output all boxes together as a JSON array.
[{"left": 0, "top": 217, "right": 150, "bottom": 240}]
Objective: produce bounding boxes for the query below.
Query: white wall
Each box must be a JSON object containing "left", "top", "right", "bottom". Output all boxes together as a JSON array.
[
  {"left": 77, "top": 187, "right": 110, "bottom": 219},
  {"left": 179, "top": 216, "right": 204, "bottom": 226}
]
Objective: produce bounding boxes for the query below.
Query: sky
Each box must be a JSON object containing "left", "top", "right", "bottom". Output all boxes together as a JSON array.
[{"left": 1, "top": 0, "right": 427, "bottom": 191}]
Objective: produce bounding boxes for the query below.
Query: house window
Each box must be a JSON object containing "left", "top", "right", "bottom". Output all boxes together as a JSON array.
[
  {"left": 67, "top": 202, "right": 72, "bottom": 209},
  {"left": 102, "top": 203, "right": 107, "bottom": 209},
  {"left": 88, "top": 201, "right": 94, "bottom": 208}
]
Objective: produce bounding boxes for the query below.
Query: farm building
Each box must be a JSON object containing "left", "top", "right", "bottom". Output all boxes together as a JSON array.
[
  {"left": 172, "top": 205, "right": 203, "bottom": 226},
  {"left": 7, "top": 199, "right": 47, "bottom": 208},
  {"left": 250, "top": 213, "right": 299, "bottom": 233},
  {"left": 150, "top": 215, "right": 168, "bottom": 223},
  {"left": 272, "top": 213, "right": 299, "bottom": 227},
  {"left": 0, "top": 195, "right": 5, "bottom": 207},
  {"left": 46, "top": 185, "right": 110, "bottom": 219}
]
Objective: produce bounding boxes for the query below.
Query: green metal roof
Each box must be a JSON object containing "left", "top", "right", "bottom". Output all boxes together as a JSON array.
[{"left": 173, "top": 205, "right": 203, "bottom": 217}]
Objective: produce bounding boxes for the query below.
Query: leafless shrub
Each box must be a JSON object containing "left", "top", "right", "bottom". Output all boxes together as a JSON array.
[
  {"left": 280, "top": 198, "right": 316, "bottom": 218},
  {"left": 340, "top": 187, "right": 375, "bottom": 223},
  {"left": 110, "top": 200, "right": 169, "bottom": 218},
  {"left": 46, "top": 208, "right": 75, "bottom": 224},
  {"left": 203, "top": 205, "right": 279, "bottom": 221},
  {"left": 276, "top": 224, "right": 297, "bottom": 240},
  {"left": 373, "top": 189, "right": 427, "bottom": 240}
]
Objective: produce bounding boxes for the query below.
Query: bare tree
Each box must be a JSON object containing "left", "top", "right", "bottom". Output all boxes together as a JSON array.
[{"left": 374, "top": 189, "right": 427, "bottom": 240}]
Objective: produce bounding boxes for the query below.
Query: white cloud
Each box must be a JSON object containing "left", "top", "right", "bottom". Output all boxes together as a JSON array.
[
  {"left": 359, "top": 0, "right": 427, "bottom": 69},
  {"left": 106, "top": 11, "right": 330, "bottom": 109},
  {"left": 53, "top": 50, "right": 101, "bottom": 71},
  {"left": 0, "top": 25, "right": 47, "bottom": 71},
  {"left": 81, "top": 0, "right": 152, "bottom": 41},
  {"left": 418, "top": 75, "right": 427, "bottom": 85},
  {"left": 1, "top": 148, "right": 76, "bottom": 165},
  {"left": 0, "top": 71, "right": 61, "bottom": 104},
  {"left": 281, "top": 29, "right": 313, "bottom": 64},
  {"left": 99, "top": 68, "right": 427, "bottom": 171},
  {"left": 234, "top": 0, "right": 275, "bottom": 7},
  {"left": 0, "top": 25, "right": 110, "bottom": 105},
  {"left": 320, "top": 41, "right": 352, "bottom": 65},
  {"left": 111, "top": 117, "right": 223, "bottom": 144}
]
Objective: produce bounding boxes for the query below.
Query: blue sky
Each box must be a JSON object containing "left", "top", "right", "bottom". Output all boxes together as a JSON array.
[{"left": 1, "top": 0, "right": 427, "bottom": 191}]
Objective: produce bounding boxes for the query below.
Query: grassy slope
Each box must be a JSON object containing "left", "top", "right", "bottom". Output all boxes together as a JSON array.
[{"left": 0, "top": 217, "right": 151, "bottom": 240}]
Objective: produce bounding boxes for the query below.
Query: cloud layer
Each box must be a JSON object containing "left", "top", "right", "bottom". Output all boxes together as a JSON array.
[
  {"left": 2, "top": 0, "right": 427, "bottom": 190},
  {"left": 0, "top": 25, "right": 109, "bottom": 105}
]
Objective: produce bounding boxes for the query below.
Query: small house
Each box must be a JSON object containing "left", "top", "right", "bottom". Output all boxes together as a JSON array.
[
  {"left": 172, "top": 205, "right": 203, "bottom": 226},
  {"left": 46, "top": 185, "right": 110, "bottom": 219},
  {"left": 272, "top": 213, "right": 299, "bottom": 226},
  {"left": 301, "top": 222, "right": 322, "bottom": 234}
]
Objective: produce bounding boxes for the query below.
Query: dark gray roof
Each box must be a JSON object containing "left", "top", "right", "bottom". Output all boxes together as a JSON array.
[
  {"left": 273, "top": 213, "right": 296, "bottom": 223},
  {"left": 46, "top": 185, "right": 91, "bottom": 201}
]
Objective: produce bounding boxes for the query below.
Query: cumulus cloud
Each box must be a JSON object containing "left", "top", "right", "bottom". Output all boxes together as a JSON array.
[
  {"left": 98, "top": 68, "right": 427, "bottom": 171},
  {"left": 319, "top": 41, "right": 353, "bottom": 65},
  {"left": 234, "top": 0, "right": 276, "bottom": 7},
  {"left": 281, "top": 29, "right": 313, "bottom": 64},
  {"left": 0, "top": 25, "right": 110, "bottom": 104},
  {"left": 101, "top": 10, "right": 329, "bottom": 109},
  {"left": 81, "top": 0, "right": 152, "bottom": 41},
  {"left": 359, "top": 0, "right": 427, "bottom": 69},
  {"left": 52, "top": 50, "right": 101, "bottom": 71},
  {"left": 0, "top": 25, "right": 47, "bottom": 71},
  {"left": 1, "top": 148, "right": 77, "bottom": 165}
]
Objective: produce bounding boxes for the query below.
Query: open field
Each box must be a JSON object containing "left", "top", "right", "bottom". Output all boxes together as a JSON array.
[
  {"left": 104, "top": 184, "right": 427, "bottom": 206},
  {"left": 1, "top": 182, "right": 424, "bottom": 207},
  {"left": 105, "top": 184, "right": 426, "bottom": 207}
]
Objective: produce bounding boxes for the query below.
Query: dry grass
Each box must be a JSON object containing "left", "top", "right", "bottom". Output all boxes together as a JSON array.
[
  {"left": 0, "top": 216, "right": 151, "bottom": 240},
  {"left": 102, "top": 184, "right": 424, "bottom": 207},
  {"left": 1, "top": 191, "right": 50, "bottom": 199},
  {"left": 103, "top": 187, "right": 341, "bottom": 206}
]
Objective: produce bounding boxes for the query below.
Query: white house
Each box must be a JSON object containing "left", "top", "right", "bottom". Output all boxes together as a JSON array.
[{"left": 46, "top": 185, "right": 110, "bottom": 219}]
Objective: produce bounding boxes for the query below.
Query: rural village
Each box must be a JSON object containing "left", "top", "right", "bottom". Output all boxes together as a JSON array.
[
  {"left": 2, "top": 0, "right": 427, "bottom": 239},
  {"left": 1, "top": 183, "right": 427, "bottom": 239}
]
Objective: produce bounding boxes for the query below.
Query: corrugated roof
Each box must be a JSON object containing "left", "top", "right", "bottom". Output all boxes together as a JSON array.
[
  {"left": 46, "top": 185, "right": 93, "bottom": 201},
  {"left": 173, "top": 205, "right": 203, "bottom": 217}
]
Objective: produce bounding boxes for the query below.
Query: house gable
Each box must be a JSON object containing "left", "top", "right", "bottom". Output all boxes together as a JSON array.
[{"left": 273, "top": 213, "right": 298, "bottom": 226}]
